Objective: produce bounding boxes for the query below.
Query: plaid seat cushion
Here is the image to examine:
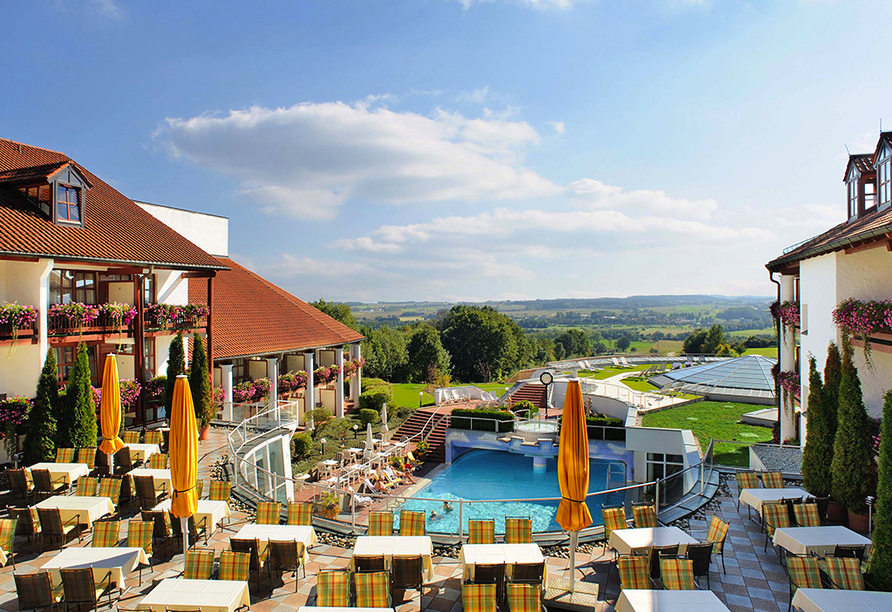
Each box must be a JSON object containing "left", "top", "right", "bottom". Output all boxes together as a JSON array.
[
  {"left": 0, "top": 518, "right": 16, "bottom": 556},
  {"left": 98, "top": 479, "right": 121, "bottom": 507},
  {"left": 506, "top": 583, "right": 540, "bottom": 612},
  {"left": 763, "top": 503, "right": 790, "bottom": 537},
  {"left": 618, "top": 555, "right": 650, "bottom": 589},
  {"left": 369, "top": 512, "right": 393, "bottom": 536},
  {"left": 737, "top": 471, "right": 759, "bottom": 490},
  {"left": 91, "top": 521, "right": 119, "bottom": 548},
  {"left": 601, "top": 507, "right": 626, "bottom": 539},
  {"left": 355, "top": 571, "right": 390, "bottom": 607},
  {"left": 219, "top": 551, "right": 250, "bottom": 582},
  {"left": 505, "top": 517, "right": 532, "bottom": 544},
  {"left": 825, "top": 556, "right": 864, "bottom": 590},
  {"left": 76, "top": 477, "right": 99, "bottom": 497},
  {"left": 127, "top": 520, "right": 153, "bottom": 555},
  {"left": 706, "top": 516, "right": 729, "bottom": 554},
  {"left": 317, "top": 570, "right": 350, "bottom": 607},
  {"left": 787, "top": 556, "right": 822, "bottom": 590},
  {"left": 149, "top": 454, "right": 168, "bottom": 470},
  {"left": 793, "top": 503, "right": 820, "bottom": 527},
  {"left": 56, "top": 448, "right": 75, "bottom": 463},
  {"left": 469, "top": 520, "right": 495, "bottom": 544},
  {"left": 144, "top": 431, "right": 162, "bottom": 446},
  {"left": 122, "top": 430, "right": 140, "bottom": 444},
  {"left": 77, "top": 448, "right": 96, "bottom": 468},
  {"left": 288, "top": 502, "right": 312, "bottom": 526},
  {"left": 463, "top": 583, "right": 497, "bottom": 612},
  {"left": 185, "top": 550, "right": 215, "bottom": 580},
  {"left": 633, "top": 505, "right": 657, "bottom": 528},
  {"left": 256, "top": 502, "right": 281, "bottom": 525},
  {"left": 660, "top": 558, "right": 696, "bottom": 590},
  {"left": 400, "top": 510, "right": 425, "bottom": 536},
  {"left": 762, "top": 472, "right": 784, "bottom": 489},
  {"left": 209, "top": 481, "right": 231, "bottom": 502}
]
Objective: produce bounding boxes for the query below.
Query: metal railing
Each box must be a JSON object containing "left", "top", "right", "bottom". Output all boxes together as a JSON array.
[{"left": 577, "top": 378, "right": 691, "bottom": 411}]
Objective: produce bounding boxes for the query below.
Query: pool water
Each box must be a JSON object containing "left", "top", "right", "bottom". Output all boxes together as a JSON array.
[{"left": 395, "top": 449, "right": 625, "bottom": 534}]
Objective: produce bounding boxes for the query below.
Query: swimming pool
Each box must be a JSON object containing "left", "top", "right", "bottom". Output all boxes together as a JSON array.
[{"left": 395, "top": 449, "right": 625, "bottom": 534}]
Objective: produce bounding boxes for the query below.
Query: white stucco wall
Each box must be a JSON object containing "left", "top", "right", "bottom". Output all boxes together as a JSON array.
[
  {"left": 799, "top": 253, "right": 839, "bottom": 419},
  {"left": 0, "top": 259, "right": 50, "bottom": 397},
  {"left": 137, "top": 202, "right": 229, "bottom": 258},
  {"left": 154, "top": 270, "right": 187, "bottom": 306}
]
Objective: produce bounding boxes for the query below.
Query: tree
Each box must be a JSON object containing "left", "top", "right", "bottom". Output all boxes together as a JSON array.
[
  {"left": 823, "top": 342, "right": 841, "bottom": 437},
  {"left": 190, "top": 333, "right": 214, "bottom": 430},
  {"left": 733, "top": 342, "right": 748, "bottom": 357},
  {"left": 164, "top": 332, "right": 185, "bottom": 417},
  {"left": 801, "top": 356, "right": 832, "bottom": 497},
  {"left": 555, "top": 329, "right": 590, "bottom": 358},
  {"left": 310, "top": 298, "right": 358, "bottom": 331},
  {"left": 702, "top": 324, "right": 727, "bottom": 354},
  {"left": 830, "top": 338, "right": 873, "bottom": 514},
  {"left": 58, "top": 343, "right": 97, "bottom": 449},
  {"left": 24, "top": 349, "right": 59, "bottom": 463},
  {"left": 615, "top": 336, "right": 631, "bottom": 352},
  {"left": 683, "top": 328, "right": 707, "bottom": 354},
  {"left": 361, "top": 325, "right": 408, "bottom": 382},
  {"left": 405, "top": 324, "right": 450, "bottom": 383},
  {"left": 440, "top": 305, "right": 532, "bottom": 382},
  {"left": 868, "top": 390, "right": 892, "bottom": 590}
]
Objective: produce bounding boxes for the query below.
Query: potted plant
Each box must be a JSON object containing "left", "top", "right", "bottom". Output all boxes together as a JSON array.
[
  {"left": 414, "top": 439, "right": 429, "bottom": 461},
  {"left": 316, "top": 490, "right": 341, "bottom": 519}
]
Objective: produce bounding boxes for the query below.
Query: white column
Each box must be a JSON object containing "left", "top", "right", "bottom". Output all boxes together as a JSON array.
[
  {"left": 350, "top": 343, "right": 362, "bottom": 403},
  {"left": 336, "top": 348, "right": 345, "bottom": 418},
  {"left": 221, "top": 364, "right": 233, "bottom": 422},
  {"left": 779, "top": 274, "right": 797, "bottom": 444},
  {"left": 38, "top": 259, "right": 53, "bottom": 364},
  {"left": 305, "top": 351, "right": 316, "bottom": 414},
  {"left": 267, "top": 357, "right": 278, "bottom": 412}
]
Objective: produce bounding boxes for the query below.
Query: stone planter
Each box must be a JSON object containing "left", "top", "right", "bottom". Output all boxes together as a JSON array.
[{"left": 848, "top": 508, "right": 871, "bottom": 534}]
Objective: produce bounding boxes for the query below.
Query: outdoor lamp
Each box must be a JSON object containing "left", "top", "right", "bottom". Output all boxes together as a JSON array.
[
  {"left": 353, "top": 423, "right": 359, "bottom": 438},
  {"left": 419, "top": 391, "right": 423, "bottom": 407},
  {"left": 320, "top": 437, "right": 327, "bottom": 454}
]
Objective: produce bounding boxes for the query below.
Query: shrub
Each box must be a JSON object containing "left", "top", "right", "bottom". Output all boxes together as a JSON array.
[
  {"left": 291, "top": 432, "right": 313, "bottom": 460},
  {"left": 450, "top": 408, "right": 514, "bottom": 432},
  {"left": 25, "top": 349, "right": 59, "bottom": 464},
  {"left": 309, "top": 408, "right": 333, "bottom": 431},
  {"left": 59, "top": 343, "right": 97, "bottom": 449},
  {"left": 357, "top": 408, "right": 380, "bottom": 427},
  {"left": 190, "top": 333, "right": 214, "bottom": 429},
  {"left": 868, "top": 390, "right": 892, "bottom": 589},
  {"left": 361, "top": 377, "right": 390, "bottom": 392},
  {"left": 164, "top": 332, "right": 185, "bottom": 416},
  {"left": 802, "top": 356, "right": 833, "bottom": 497},
  {"left": 359, "top": 387, "right": 392, "bottom": 411},
  {"left": 395, "top": 405, "right": 412, "bottom": 419},
  {"left": 586, "top": 415, "right": 625, "bottom": 440},
  {"left": 511, "top": 399, "right": 539, "bottom": 417},
  {"left": 823, "top": 342, "right": 841, "bottom": 436},
  {"left": 0, "top": 396, "right": 30, "bottom": 460},
  {"left": 144, "top": 375, "right": 166, "bottom": 402}
]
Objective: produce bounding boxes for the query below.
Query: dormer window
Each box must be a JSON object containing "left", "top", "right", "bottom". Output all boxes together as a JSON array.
[
  {"left": 879, "top": 156, "right": 891, "bottom": 209},
  {"left": 848, "top": 178, "right": 858, "bottom": 219},
  {"left": 57, "top": 185, "right": 81, "bottom": 222}
]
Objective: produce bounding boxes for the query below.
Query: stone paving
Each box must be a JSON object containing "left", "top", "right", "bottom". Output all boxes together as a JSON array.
[{"left": 0, "top": 429, "right": 793, "bottom": 612}]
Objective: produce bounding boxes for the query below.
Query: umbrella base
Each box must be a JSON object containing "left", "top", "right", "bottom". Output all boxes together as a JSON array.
[{"left": 544, "top": 577, "right": 598, "bottom": 611}]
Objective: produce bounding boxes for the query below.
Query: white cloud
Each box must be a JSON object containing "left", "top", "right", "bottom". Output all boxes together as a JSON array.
[
  {"left": 549, "top": 121, "right": 565, "bottom": 134},
  {"left": 456, "top": 0, "right": 576, "bottom": 9},
  {"left": 568, "top": 178, "right": 719, "bottom": 220},
  {"left": 156, "top": 101, "right": 560, "bottom": 218},
  {"left": 89, "top": 0, "right": 123, "bottom": 18}
]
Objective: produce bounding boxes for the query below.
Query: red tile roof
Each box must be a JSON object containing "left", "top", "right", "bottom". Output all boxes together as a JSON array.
[
  {"left": 0, "top": 139, "right": 224, "bottom": 270},
  {"left": 189, "top": 257, "right": 364, "bottom": 360}
]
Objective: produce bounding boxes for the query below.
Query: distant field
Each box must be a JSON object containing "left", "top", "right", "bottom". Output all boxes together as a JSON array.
[
  {"left": 727, "top": 327, "right": 774, "bottom": 337},
  {"left": 744, "top": 347, "right": 778, "bottom": 358},
  {"left": 390, "top": 382, "right": 507, "bottom": 408}
]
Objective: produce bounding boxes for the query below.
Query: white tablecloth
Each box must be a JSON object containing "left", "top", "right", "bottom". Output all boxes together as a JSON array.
[
  {"left": 29, "top": 462, "right": 89, "bottom": 485},
  {"left": 129, "top": 468, "right": 172, "bottom": 492},
  {"left": 791, "top": 588, "right": 892, "bottom": 612},
  {"left": 125, "top": 444, "right": 161, "bottom": 463},
  {"left": 353, "top": 535, "right": 434, "bottom": 580},
  {"left": 35, "top": 495, "right": 114, "bottom": 526},
  {"left": 608, "top": 527, "right": 699, "bottom": 556},
  {"left": 738, "top": 487, "right": 810, "bottom": 514},
  {"left": 42, "top": 546, "right": 149, "bottom": 589},
  {"left": 773, "top": 526, "right": 872, "bottom": 557},
  {"left": 459, "top": 543, "right": 545, "bottom": 581},
  {"left": 616, "top": 589, "right": 730, "bottom": 612},
  {"left": 235, "top": 524, "right": 317, "bottom": 564},
  {"left": 137, "top": 578, "right": 250, "bottom": 612},
  {"left": 153, "top": 499, "right": 230, "bottom": 530}
]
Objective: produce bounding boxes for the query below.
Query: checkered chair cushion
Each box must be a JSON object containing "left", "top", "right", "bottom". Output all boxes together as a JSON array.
[
  {"left": 91, "top": 521, "right": 120, "bottom": 548},
  {"left": 317, "top": 570, "right": 350, "bottom": 607},
  {"left": 825, "top": 556, "right": 864, "bottom": 590},
  {"left": 706, "top": 515, "right": 728, "bottom": 554},
  {"left": 506, "top": 583, "right": 540, "bottom": 612},
  {"left": 787, "top": 556, "right": 822, "bottom": 590},
  {"left": 76, "top": 477, "right": 99, "bottom": 497},
  {"left": 601, "top": 507, "right": 627, "bottom": 539},
  {"left": 618, "top": 555, "right": 650, "bottom": 590},
  {"left": 0, "top": 518, "right": 16, "bottom": 560},
  {"left": 77, "top": 448, "right": 96, "bottom": 469},
  {"left": 468, "top": 520, "right": 495, "bottom": 544},
  {"left": 762, "top": 472, "right": 784, "bottom": 489},
  {"left": 633, "top": 505, "right": 657, "bottom": 529},
  {"left": 463, "top": 583, "right": 497, "bottom": 612},
  {"left": 400, "top": 510, "right": 425, "bottom": 536},
  {"left": 355, "top": 571, "right": 391, "bottom": 608},
  {"left": 195, "top": 481, "right": 204, "bottom": 499},
  {"left": 219, "top": 551, "right": 250, "bottom": 582},
  {"left": 505, "top": 517, "right": 532, "bottom": 544},
  {"left": 98, "top": 478, "right": 122, "bottom": 508},
  {"left": 762, "top": 503, "right": 790, "bottom": 538},
  {"left": 660, "top": 558, "right": 696, "bottom": 590},
  {"left": 256, "top": 502, "right": 281, "bottom": 525},
  {"left": 736, "top": 471, "right": 759, "bottom": 490},
  {"left": 14, "top": 572, "right": 62, "bottom": 609},
  {"left": 184, "top": 549, "right": 215, "bottom": 580},
  {"left": 144, "top": 430, "right": 162, "bottom": 447},
  {"left": 127, "top": 520, "right": 153, "bottom": 556},
  {"left": 793, "top": 503, "right": 820, "bottom": 527},
  {"left": 149, "top": 453, "right": 168, "bottom": 470},
  {"left": 287, "top": 502, "right": 312, "bottom": 526},
  {"left": 55, "top": 448, "right": 75, "bottom": 463},
  {"left": 369, "top": 511, "right": 393, "bottom": 536},
  {"left": 209, "top": 480, "right": 231, "bottom": 502}
]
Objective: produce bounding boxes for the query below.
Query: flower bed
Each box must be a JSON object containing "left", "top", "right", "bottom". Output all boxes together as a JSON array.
[
  {"left": 92, "top": 378, "right": 142, "bottom": 411},
  {"left": 145, "top": 303, "right": 209, "bottom": 329},
  {"left": 832, "top": 298, "right": 892, "bottom": 364}
]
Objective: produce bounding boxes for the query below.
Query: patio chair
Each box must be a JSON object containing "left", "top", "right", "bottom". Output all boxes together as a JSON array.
[
  {"left": 37, "top": 507, "right": 81, "bottom": 551},
  {"left": 601, "top": 506, "right": 627, "bottom": 557},
  {"left": 97, "top": 477, "right": 123, "bottom": 510},
  {"left": 287, "top": 502, "right": 312, "bottom": 526},
  {"left": 762, "top": 471, "right": 784, "bottom": 489},
  {"left": 392, "top": 555, "right": 425, "bottom": 597},
  {"left": 504, "top": 516, "right": 532, "bottom": 544},
  {"left": 60, "top": 567, "right": 115, "bottom": 611},
  {"left": 506, "top": 582, "right": 543, "bottom": 612},
  {"left": 113, "top": 447, "right": 135, "bottom": 475},
  {"left": 509, "top": 562, "right": 545, "bottom": 586},
  {"left": 75, "top": 476, "right": 99, "bottom": 497},
  {"left": 77, "top": 447, "right": 96, "bottom": 469},
  {"left": 316, "top": 569, "right": 351, "bottom": 607},
  {"left": 230, "top": 537, "right": 270, "bottom": 586},
  {"left": 825, "top": 556, "right": 864, "bottom": 589},
  {"left": 267, "top": 540, "right": 306, "bottom": 592},
  {"left": 8, "top": 468, "right": 34, "bottom": 504},
  {"left": 793, "top": 502, "right": 821, "bottom": 527},
  {"left": 144, "top": 429, "right": 163, "bottom": 449},
  {"left": 219, "top": 550, "right": 251, "bottom": 582},
  {"left": 462, "top": 583, "right": 498, "bottom": 612},
  {"left": 209, "top": 480, "right": 232, "bottom": 527},
  {"left": 256, "top": 501, "right": 281, "bottom": 525},
  {"left": 91, "top": 520, "right": 120, "bottom": 548},
  {"left": 786, "top": 556, "right": 822, "bottom": 612},
  {"left": 355, "top": 554, "right": 388, "bottom": 573},
  {"left": 705, "top": 515, "right": 729, "bottom": 573},
  {"left": 14, "top": 571, "right": 63, "bottom": 612},
  {"left": 55, "top": 447, "right": 75, "bottom": 463},
  {"left": 814, "top": 497, "right": 830, "bottom": 524},
  {"left": 659, "top": 558, "right": 696, "bottom": 590},
  {"left": 617, "top": 555, "right": 651, "bottom": 590},
  {"left": 169, "top": 512, "right": 209, "bottom": 548},
  {"left": 762, "top": 502, "right": 790, "bottom": 553},
  {"left": 832, "top": 544, "right": 867, "bottom": 562},
  {"left": 736, "top": 471, "right": 759, "bottom": 510},
  {"left": 470, "top": 563, "right": 506, "bottom": 605},
  {"left": 468, "top": 519, "right": 495, "bottom": 544},
  {"left": 122, "top": 430, "right": 141, "bottom": 445},
  {"left": 632, "top": 504, "right": 657, "bottom": 528},
  {"left": 649, "top": 544, "right": 679, "bottom": 580},
  {"left": 141, "top": 510, "right": 172, "bottom": 555},
  {"left": 399, "top": 510, "right": 426, "bottom": 536},
  {"left": 93, "top": 451, "right": 110, "bottom": 478},
  {"left": 0, "top": 518, "right": 17, "bottom": 567},
  {"left": 10, "top": 507, "right": 41, "bottom": 545},
  {"left": 133, "top": 474, "right": 167, "bottom": 510},
  {"left": 184, "top": 549, "right": 215, "bottom": 580},
  {"left": 32, "top": 468, "right": 66, "bottom": 499},
  {"left": 149, "top": 453, "right": 169, "bottom": 470},
  {"left": 355, "top": 571, "right": 392, "bottom": 608},
  {"left": 127, "top": 520, "right": 154, "bottom": 584},
  {"left": 369, "top": 511, "right": 394, "bottom": 536},
  {"left": 195, "top": 480, "right": 204, "bottom": 499},
  {"left": 685, "top": 542, "right": 714, "bottom": 589}
]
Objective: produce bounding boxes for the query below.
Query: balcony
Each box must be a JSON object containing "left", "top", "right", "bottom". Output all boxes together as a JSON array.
[{"left": 45, "top": 302, "right": 208, "bottom": 341}]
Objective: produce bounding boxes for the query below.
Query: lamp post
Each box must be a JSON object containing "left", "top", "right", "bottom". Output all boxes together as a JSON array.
[
  {"left": 320, "top": 437, "right": 327, "bottom": 455},
  {"left": 353, "top": 423, "right": 359, "bottom": 439},
  {"left": 539, "top": 371, "right": 553, "bottom": 419},
  {"left": 419, "top": 391, "right": 424, "bottom": 408}
]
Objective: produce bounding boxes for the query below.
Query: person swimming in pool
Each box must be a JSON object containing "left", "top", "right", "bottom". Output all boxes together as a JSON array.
[
  {"left": 430, "top": 510, "right": 441, "bottom": 521},
  {"left": 443, "top": 501, "right": 454, "bottom": 513}
]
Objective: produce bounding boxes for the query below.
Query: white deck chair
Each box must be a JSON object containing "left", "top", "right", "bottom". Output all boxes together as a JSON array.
[{"left": 611, "top": 357, "right": 621, "bottom": 367}]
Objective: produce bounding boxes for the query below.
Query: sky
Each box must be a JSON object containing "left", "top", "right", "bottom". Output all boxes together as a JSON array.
[{"left": 4, "top": 0, "right": 892, "bottom": 303}]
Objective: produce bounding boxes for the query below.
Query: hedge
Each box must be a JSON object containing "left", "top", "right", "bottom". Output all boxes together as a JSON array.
[
  {"left": 450, "top": 408, "right": 515, "bottom": 432},
  {"left": 586, "top": 415, "right": 625, "bottom": 441},
  {"left": 359, "top": 387, "right": 392, "bottom": 411}
]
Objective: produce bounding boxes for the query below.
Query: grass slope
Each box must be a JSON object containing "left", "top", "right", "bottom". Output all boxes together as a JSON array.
[{"left": 391, "top": 382, "right": 507, "bottom": 408}]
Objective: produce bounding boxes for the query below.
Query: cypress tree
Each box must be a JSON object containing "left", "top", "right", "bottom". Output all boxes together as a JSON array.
[
  {"left": 823, "top": 341, "right": 841, "bottom": 437},
  {"left": 830, "top": 338, "right": 872, "bottom": 513},
  {"left": 24, "top": 349, "right": 59, "bottom": 464},
  {"left": 59, "top": 343, "right": 97, "bottom": 449},
  {"left": 164, "top": 332, "right": 185, "bottom": 417},
  {"left": 801, "top": 356, "right": 832, "bottom": 496},
  {"left": 868, "top": 391, "right": 892, "bottom": 589},
  {"left": 189, "top": 333, "right": 213, "bottom": 429}
]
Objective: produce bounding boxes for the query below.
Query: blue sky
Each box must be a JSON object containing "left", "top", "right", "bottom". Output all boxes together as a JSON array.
[{"left": 4, "top": 0, "right": 892, "bottom": 302}]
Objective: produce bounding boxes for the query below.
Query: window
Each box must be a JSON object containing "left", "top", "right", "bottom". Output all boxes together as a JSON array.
[
  {"left": 50, "top": 270, "right": 98, "bottom": 305},
  {"left": 865, "top": 181, "right": 876, "bottom": 209},
  {"left": 848, "top": 179, "right": 858, "bottom": 219},
  {"left": 144, "top": 338, "right": 155, "bottom": 378},
  {"left": 878, "top": 157, "right": 892, "bottom": 209},
  {"left": 17, "top": 185, "right": 52, "bottom": 215},
  {"left": 55, "top": 345, "right": 98, "bottom": 384},
  {"left": 57, "top": 185, "right": 81, "bottom": 222},
  {"left": 646, "top": 452, "right": 685, "bottom": 504},
  {"left": 232, "top": 358, "right": 246, "bottom": 384},
  {"left": 143, "top": 275, "right": 155, "bottom": 306}
]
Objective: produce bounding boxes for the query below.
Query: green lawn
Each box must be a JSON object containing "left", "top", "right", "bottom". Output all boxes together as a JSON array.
[
  {"left": 580, "top": 364, "right": 652, "bottom": 379},
  {"left": 744, "top": 347, "right": 778, "bottom": 359},
  {"left": 620, "top": 376, "right": 659, "bottom": 392},
  {"left": 641, "top": 400, "right": 773, "bottom": 467},
  {"left": 390, "top": 382, "right": 508, "bottom": 408}
]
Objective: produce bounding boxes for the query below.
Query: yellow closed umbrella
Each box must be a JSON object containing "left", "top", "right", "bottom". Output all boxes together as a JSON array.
[
  {"left": 556, "top": 379, "right": 592, "bottom": 592},
  {"left": 98, "top": 355, "right": 124, "bottom": 473},
  {"left": 170, "top": 375, "right": 198, "bottom": 554}
]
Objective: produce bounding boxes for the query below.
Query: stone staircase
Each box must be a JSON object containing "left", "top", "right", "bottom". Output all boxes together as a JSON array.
[
  {"left": 391, "top": 408, "right": 449, "bottom": 463},
  {"left": 505, "top": 381, "right": 547, "bottom": 410}
]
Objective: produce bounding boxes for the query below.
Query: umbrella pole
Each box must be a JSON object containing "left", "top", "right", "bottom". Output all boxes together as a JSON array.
[
  {"left": 108, "top": 452, "right": 114, "bottom": 478},
  {"left": 181, "top": 517, "right": 188, "bottom": 557},
  {"left": 568, "top": 531, "right": 578, "bottom": 593}
]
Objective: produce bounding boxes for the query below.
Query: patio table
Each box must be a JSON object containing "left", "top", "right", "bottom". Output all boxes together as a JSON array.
[
  {"left": 738, "top": 487, "right": 811, "bottom": 515},
  {"left": 125, "top": 443, "right": 161, "bottom": 463},
  {"left": 773, "top": 525, "right": 872, "bottom": 557},
  {"left": 42, "top": 546, "right": 148, "bottom": 589},
  {"left": 35, "top": 495, "right": 114, "bottom": 526},
  {"left": 352, "top": 535, "right": 434, "bottom": 581},
  {"left": 790, "top": 587, "right": 892, "bottom": 612},
  {"left": 235, "top": 524, "right": 317, "bottom": 564},
  {"left": 153, "top": 499, "right": 230, "bottom": 531},
  {"left": 28, "top": 462, "right": 89, "bottom": 485},
  {"left": 608, "top": 526, "right": 698, "bottom": 556},
  {"left": 137, "top": 578, "right": 250, "bottom": 612},
  {"left": 616, "top": 589, "right": 730, "bottom": 612},
  {"left": 460, "top": 543, "right": 546, "bottom": 582},
  {"left": 129, "top": 468, "right": 172, "bottom": 493},
  {"left": 300, "top": 609, "right": 393, "bottom": 612}
]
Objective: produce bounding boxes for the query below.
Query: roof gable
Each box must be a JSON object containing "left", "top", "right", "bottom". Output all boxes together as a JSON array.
[{"left": 844, "top": 154, "right": 873, "bottom": 182}]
